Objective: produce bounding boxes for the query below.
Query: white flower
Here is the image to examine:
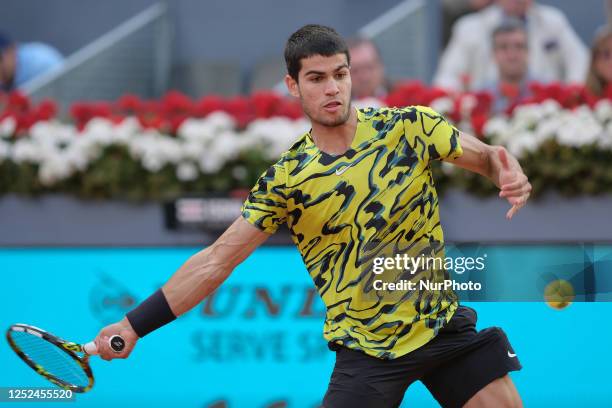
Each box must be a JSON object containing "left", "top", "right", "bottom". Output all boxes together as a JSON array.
[
  {"left": 540, "top": 100, "right": 562, "bottom": 117},
  {"left": 512, "top": 104, "right": 545, "bottom": 129},
  {"left": 0, "top": 117, "right": 16, "bottom": 138},
  {"left": 352, "top": 98, "right": 384, "bottom": 110},
  {"left": 205, "top": 111, "right": 236, "bottom": 130},
  {"left": 594, "top": 99, "right": 612, "bottom": 123},
  {"left": 440, "top": 161, "right": 455, "bottom": 175},
  {"left": 430, "top": 97, "right": 454, "bottom": 115},
  {"left": 142, "top": 154, "right": 163, "bottom": 172},
  {"left": 12, "top": 139, "right": 45, "bottom": 163},
  {"left": 556, "top": 108, "right": 602, "bottom": 147},
  {"left": 199, "top": 154, "right": 223, "bottom": 174},
  {"left": 181, "top": 141, "right": 206, "bottom": 161},
  {"left": 482, "top": 116, "right": 510, "bottom": 142},
  {"left": 178, "top": 112, "right": 236, "bottom": 142},
  {"left": 82, "top": 118, "right": 116, "bottom": 146},
  {"left": 600, "top": 122, "right": 612, "bottom": 149},
  {"left": 506, "top": 132, "right": 539, "bottom": 157},
  {"left": 38, "top": 154, "right": 72, "bottom": 186},
  {"left": 245, "top": 118, "right": 303, "bottom": 160},
  {"left": 459, "top": 94, "right": 477, "bottom": 118},
  {"left": 176, "top": 162, "right": 198, "bottom": 181}
]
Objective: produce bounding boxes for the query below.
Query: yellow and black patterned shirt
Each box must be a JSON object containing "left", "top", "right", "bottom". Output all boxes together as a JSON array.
[{"left": 241, "top": 106, "right": 463, "bottom": 359}]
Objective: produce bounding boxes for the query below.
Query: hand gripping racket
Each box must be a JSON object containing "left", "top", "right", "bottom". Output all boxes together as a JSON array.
[{"left": 6, "top": 324, "right": 125, "bottom": 393}]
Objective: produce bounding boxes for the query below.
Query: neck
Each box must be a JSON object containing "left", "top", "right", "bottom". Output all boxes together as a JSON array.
[{"left": 311, "top": 108, "right": 358, "bottom": 155}]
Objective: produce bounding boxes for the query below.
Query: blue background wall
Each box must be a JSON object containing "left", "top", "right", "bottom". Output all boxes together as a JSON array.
[{"left": 1, "top": 247, "right": 611, "bottom": 407}]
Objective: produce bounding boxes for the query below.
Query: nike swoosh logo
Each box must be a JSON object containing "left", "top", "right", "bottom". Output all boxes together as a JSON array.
[
  {"left": 335, "top": 164, "right": 353, "bottom": 175},
  {"left": 507, "top": 351, "right": 517, "bottom": 358}
]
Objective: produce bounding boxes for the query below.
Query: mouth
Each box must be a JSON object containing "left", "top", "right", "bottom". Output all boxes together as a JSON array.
[{"left": 323, "top": 101, "right": 342, "bottom": 112}]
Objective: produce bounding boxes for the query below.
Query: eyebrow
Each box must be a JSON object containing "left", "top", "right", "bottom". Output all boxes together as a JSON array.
[{"left": 304, "top": 63, "right": 349, "bottom": 77}]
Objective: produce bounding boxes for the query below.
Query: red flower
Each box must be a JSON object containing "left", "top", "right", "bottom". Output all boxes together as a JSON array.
[
  {"left": 225, "top": 96, "right": 254, "bottom": 127},
  {"left": 194, "top": 95, "right": 225, "bottom": 117},
  {"left": 117, "top": 94, "right": 142, "bottom": 113},
  {"left": 252, "top": 91, "right": 282, "bottom": 118},
  {"left": 14, "top": 112, "right": 37, "bottom": 135},
  {"left": 161, "top": 91, "right": 194, "bottom": 115},
  {"left": 471, "top": 113, "right": 488, "bottom": 138},
  {"left": 274, "top": 98, "right": 303, "bottom": 120},
  {"left": 137, "top": 113, "right": 164, "bottom": 130},
  {"left": 169, "top": 114, "right": 189, "bottom": 135},
  {"left": 35, "top": 99, "right": 58, "bottom": 121},
  {"left": 7, "top": 91, "right": 30, "bottom": 112}
]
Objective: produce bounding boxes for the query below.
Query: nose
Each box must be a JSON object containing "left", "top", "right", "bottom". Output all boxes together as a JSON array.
[{"left": 324, "top": 78, "right": 340, "bottom": 96}]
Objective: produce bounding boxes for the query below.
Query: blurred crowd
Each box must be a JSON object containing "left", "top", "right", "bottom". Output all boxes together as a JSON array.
[
  {"left": 350, "top": 0, "right": 611, "bottom": 113},
  {"left": 0, "top": 0, "right": 610, "bottom": 116}
]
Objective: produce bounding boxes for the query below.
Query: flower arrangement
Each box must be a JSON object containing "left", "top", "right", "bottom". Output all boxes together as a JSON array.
[{"left": 1, "top": 83, "right": 611, "bottom": 201}]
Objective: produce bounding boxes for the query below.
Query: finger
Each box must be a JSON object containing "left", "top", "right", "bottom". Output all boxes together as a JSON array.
[
  {"left": 98, "top": 335, "right": 113, "bottom": 360},
  {"left": 506, "top": 205, "right": 519, "bottom": 220},
  {"left": 506, "top": 196, "right": 528, "bottom": 219},
  {"left": 498, "top": 148, "right": 510, "bottom": 170},
  {"left": 501, "top": 179, "right": 531, "bottom": 197},
  {"left": 500, "top": 185, "right": 530, "bottom": 198},
  {"left": 500, "top": 176, "right": 527, "bottom": 192}
]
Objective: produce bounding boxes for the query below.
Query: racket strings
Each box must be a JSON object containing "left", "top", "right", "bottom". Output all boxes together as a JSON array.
[{"left": 10, "top": 331, "right": 89, "bottom": 387}]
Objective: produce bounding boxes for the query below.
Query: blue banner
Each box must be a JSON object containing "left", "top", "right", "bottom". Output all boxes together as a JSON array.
[{"left": 1, "top": 246, "right": 612, "bottom": 407}]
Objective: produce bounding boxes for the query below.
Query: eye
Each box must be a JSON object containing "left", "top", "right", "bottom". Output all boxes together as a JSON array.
[
  {"left": 335, "top": 72, "right": 348, "bottom": 80},
  {"left": 310, "top": 76, "right": 323, "bottom": 83}
]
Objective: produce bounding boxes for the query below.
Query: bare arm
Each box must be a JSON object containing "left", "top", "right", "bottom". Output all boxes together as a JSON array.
[
  {"left": 445, "top": 131, "right": 531, "bottom": 219},
  {"left": 94, "top": 216, "right": 270, "bottom": 359},
  {"left": 163, "top": 216, "right": 270, "bottom": 316}
]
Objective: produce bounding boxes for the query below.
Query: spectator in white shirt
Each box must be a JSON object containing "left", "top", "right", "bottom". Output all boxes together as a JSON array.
[{"left": 434, "top": 0, "right": 588, "bottom": 92}]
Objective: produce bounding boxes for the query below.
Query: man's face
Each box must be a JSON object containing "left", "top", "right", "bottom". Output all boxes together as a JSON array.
[
  {"left": 285, "top": 53, "right": 352, "bottom": 127},
  {"left": 493, "top": 29, "right": 528, "bottom": 81},
  {"left": 349, "top": 42, "right": 385, "bottom": 99},
  {"left": 594, "top": 37, "right": 612, "bottom": 85},
  {"left": 496, "top": 0, "right": 532, "bottom": 17},
  {"left": 0, "top": 46, "right": 17, "bottom": 87}
]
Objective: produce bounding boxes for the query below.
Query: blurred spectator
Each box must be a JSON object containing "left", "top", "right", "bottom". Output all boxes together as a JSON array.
[
  {"left": 441, "top": 0, "right": 493, "bottom": 47},
  {"left": 484, "top": 19, "right": 534, "bottom": 113},
  {"left": 434, "top": 0, "right": 589, "bottom": 92},
  {"left": 0, "top": 31, "right": 64, "bottom": 91},
  {"left": 347, "top": 37, "right": 391, "bottom": 100},
  {"left": 586, "top": 25, "right": 612, "bottom": 96}
]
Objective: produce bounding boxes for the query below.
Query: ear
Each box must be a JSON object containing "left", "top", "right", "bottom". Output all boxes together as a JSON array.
[{"left": 285, "top": 74, "right": 300, "bottom": 98}]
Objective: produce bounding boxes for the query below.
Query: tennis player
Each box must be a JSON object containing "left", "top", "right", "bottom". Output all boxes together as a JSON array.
[{"left": 94, "top": 25, "right": 530, "bottom": 407}]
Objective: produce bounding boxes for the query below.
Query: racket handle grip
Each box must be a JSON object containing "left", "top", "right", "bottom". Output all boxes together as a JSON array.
[
  {"left": 83, "top": 341, "right": 98, "bottom": 355},
  {"left": 83, "top": 335, "right": 125, "bottom": 355}
]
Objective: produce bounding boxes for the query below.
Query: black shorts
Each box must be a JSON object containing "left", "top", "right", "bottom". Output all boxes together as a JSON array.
[{"left": 322, "top": 306, "right": 522, "bottom": 408}]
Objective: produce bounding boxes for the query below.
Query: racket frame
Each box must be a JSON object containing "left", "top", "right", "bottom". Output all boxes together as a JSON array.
[{"left": 6, "top": 323, "right": 95, "bottom": 393}]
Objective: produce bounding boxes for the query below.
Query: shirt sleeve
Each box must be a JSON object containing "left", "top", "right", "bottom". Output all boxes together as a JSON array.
[
  {"left": 403, "top": 105, "right": 463, "bottom": 165},
  {"left": 241, "top": 162, "right": 288, "bottom": 234}
]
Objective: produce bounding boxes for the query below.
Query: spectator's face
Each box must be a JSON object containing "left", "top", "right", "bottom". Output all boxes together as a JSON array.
[
  {"left": 496, "top": 0, "right": 532, "bottom": 17},
  {"left": 285, "top": 53, "right": 352, "bottom": 127},
  {"left": 594, "top": 36, "right": 612, "bottom": 85},
  {"left": 493, "top": 29, "right": 528, "bottom": 81},
  {"left": 0, "top": 46, "right": 17, "bottom": 86},
  {"left": 348, "top": 42, "right": 385, "bottom": 99}
]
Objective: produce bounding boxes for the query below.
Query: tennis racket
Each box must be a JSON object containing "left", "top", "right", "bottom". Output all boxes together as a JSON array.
[{"left": 6, "top": 323, "right": 125, "bottom": 393}]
